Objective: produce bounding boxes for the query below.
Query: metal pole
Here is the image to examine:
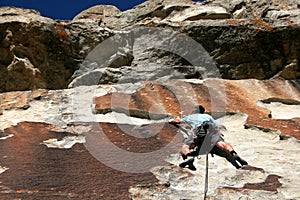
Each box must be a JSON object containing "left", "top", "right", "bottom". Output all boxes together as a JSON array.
[{"left": 204, "top": 153, "right": 209, "bottom": 200}]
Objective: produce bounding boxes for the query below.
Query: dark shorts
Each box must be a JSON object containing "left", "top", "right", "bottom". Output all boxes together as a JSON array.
[{"left": 183, "top": 132, "right": 224, "bottom": 147}]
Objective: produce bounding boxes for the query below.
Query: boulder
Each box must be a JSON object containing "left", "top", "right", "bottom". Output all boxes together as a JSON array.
[
  {"left": 166, "top": 5, "right": 231, "bottom": 21},
  {"left": 73, "top": 5, "right": 121, "bottom": 21}
]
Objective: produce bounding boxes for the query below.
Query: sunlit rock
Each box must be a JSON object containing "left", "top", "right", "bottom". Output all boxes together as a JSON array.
[{"left": 42, "top": 136, "right": 86, "bottom": 149}]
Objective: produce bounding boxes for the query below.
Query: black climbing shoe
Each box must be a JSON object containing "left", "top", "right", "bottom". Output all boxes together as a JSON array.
[
  {"left": 187, "top": 162, "right": 196, "bottom": 171},
  {"left": 235, "top": 156, "right": 248, "bottom": 166},
  {"left": 179, "top": 158, "right": 196, "bottom": 171},
  {"left": 225, "top": 154, "right": 242, "bottom": 169},
  {"left": 231, "top": 159, "right": 242, "bottom": 169},
  {"left": 230, "top": 151, "right": 248, "bottom": 167}
]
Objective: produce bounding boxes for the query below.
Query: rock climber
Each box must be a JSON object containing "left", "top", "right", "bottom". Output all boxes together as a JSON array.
[{"left": 169, "top": 105, "right": 248, "bottom": 170}]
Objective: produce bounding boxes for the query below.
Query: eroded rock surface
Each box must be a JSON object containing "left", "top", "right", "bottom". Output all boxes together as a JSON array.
[
  {"left": 130, "top": 113, "right": 300, "bottom": 199},
  {"left": 1, "top": 79, "right": 299, "bottom": 139},
  {"left": 0, "top": 0, "right": 300, "bottom": 199},
  {"left": 0, "top": 78, "right": 299, "bottom": 199},
  {"left": 94, "top": 79, "right": 300, "bottom": 139},
  {"left": 0, "top": 7, "right": 113, "bottom": 92},
  {"left": 0, "top": 122, "right": 174, "bottom": 199},
  {"left": 1, "top": 0, "right": 300, "bottom": 92}
]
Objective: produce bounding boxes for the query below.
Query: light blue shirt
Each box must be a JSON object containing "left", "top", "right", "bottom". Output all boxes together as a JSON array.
[{"left": 182, "top": 113, "right": 217, "bottom": 129}]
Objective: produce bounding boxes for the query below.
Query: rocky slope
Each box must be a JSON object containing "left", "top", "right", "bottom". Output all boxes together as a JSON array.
[{"left": 0, "top": 0, "right": 300, "bottom": 199}]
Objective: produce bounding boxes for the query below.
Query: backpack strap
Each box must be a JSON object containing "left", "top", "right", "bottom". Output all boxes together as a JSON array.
[{"left": 194, "top": 121, "right": 210, "bottom": 137}]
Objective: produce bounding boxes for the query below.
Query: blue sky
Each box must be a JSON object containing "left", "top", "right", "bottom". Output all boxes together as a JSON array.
[
  {"left": 0, "top": 0, "right": 149, "bottom": 20},
  {"left": 0, "top": 0, "right": 203, "bottom": 20}
]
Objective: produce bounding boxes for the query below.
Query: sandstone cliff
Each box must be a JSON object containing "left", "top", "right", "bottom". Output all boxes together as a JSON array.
[
  {"left": 0, "top": 0, "right": 299, "bottom": 92},
  {"left": 0, "top": 79, "right": 300, "bottom": 199},
  {"left": 0, "top": 0, "right": 300, "bottom": 199}
]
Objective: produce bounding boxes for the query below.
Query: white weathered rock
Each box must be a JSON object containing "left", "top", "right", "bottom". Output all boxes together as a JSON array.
[
  {"left": 0, "top": 6, "right": 54, "bottom": 24},
  {"left": 166, "top": 6, "right": 231, "bottom": 22},
  {"left": 41, "top": 136, "right": 86, "bottom": 149},
  {"left": 0, "top": 134, "right": 13, "bottom": 140},
  {"left": 0, "top": 166, "right": 8, "bottom": 174}
]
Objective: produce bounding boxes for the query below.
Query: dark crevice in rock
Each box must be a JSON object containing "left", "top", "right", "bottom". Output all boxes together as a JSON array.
[
  {"left": 120, "top": 108, "right": 170, "bottom": 120},
  {"left": 186, "top": 13, "right": 231, "bottom": 21},
  {"left": 279, "top": 135, "right": 295, "bottom": 140},
  {"left": 260, "top": 97, "right": 300, "bottom": 105},
  {"left": 219, "top": 174, "right": 282, "bottom": 192},
  {"left": 244, "top": 124, "right": 279, "bottom": 133},
  {"left": 289, "top": 80, "right": 300, "bottom": 92},
  {"left": 231, "top": 2, "right": 247, "bottom": 14}
]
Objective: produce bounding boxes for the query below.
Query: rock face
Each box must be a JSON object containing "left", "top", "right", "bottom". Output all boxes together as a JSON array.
[
  {"left": 0, "top": 0, "right": 300, "bottom": 92},
  {"left": 130, "top": 113, "right": 300, "bottom": 200},
  {"left": 0, "top": 0, "right": 300, "bottom": 199},
  {"left": 0, "top": 6, "right": 113, "bottom": 92},
  {"left": 70, "top": 0, "right": 300, "bottom": 85},
  {"left": 0, "top": 122, "right": 165, "bottom": 199},
  {"left": 1, "top": 79, "right": 300, "bottom": 199}
]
